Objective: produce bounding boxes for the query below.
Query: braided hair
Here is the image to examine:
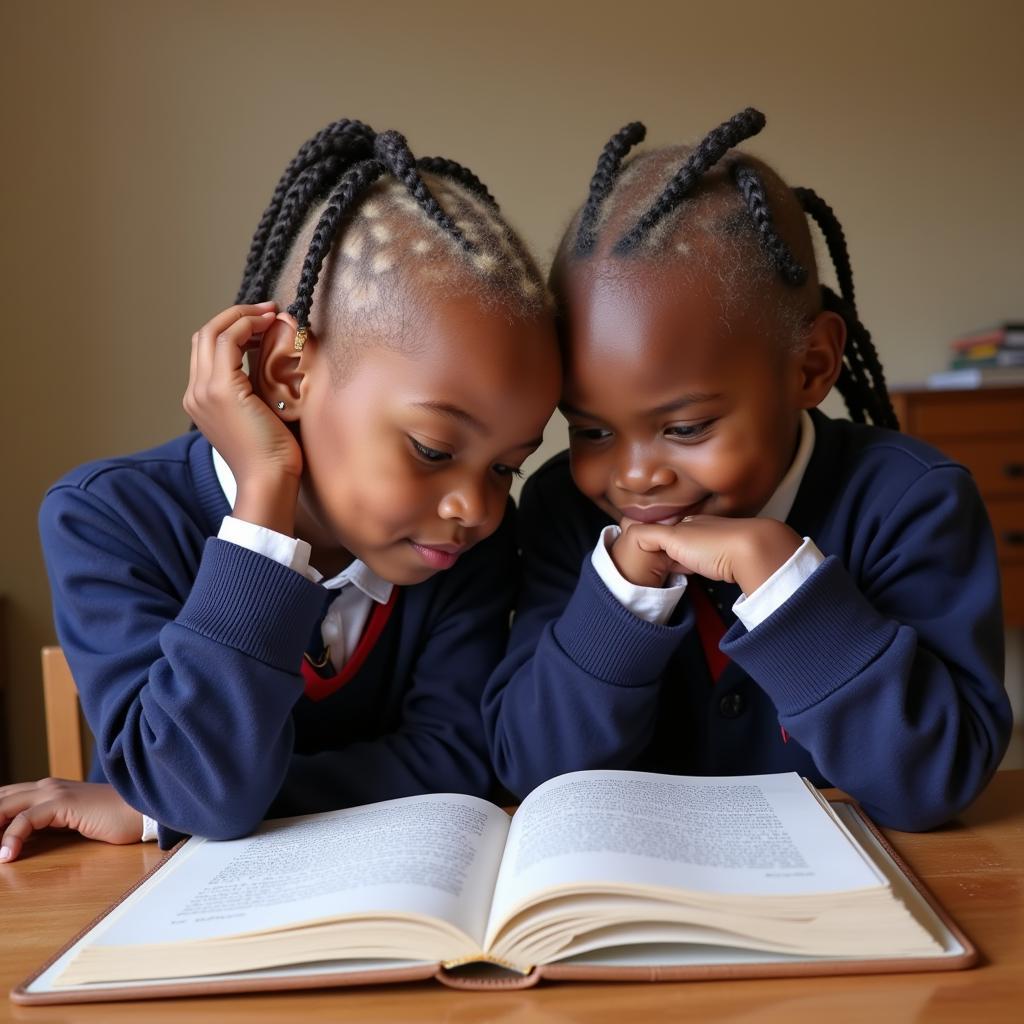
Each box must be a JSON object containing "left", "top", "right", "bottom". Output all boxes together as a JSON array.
[
  {"left": 236, "top": 118, "right": 548, "bottom": 372},
  {"left": 564, "top": 108, "right": 898, "bottom": 430}
]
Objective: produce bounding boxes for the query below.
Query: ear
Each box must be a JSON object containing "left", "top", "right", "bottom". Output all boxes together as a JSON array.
[
  {"left": 251, "top": 313, "right": 314, "bottom": 421},
  {"left": 793, "top": 309, "right": 845, "bottom": 409}
]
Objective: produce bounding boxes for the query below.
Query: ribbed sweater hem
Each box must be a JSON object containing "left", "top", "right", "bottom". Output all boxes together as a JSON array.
[
  {"left": 176, "top": 538, "right": 326, "bottom": 671},
  {"left": 721, "top": 556, "right": 898, "bottom": 715},
  {"left": 553, "top": 559, "right": 692, "bottom": 685}
]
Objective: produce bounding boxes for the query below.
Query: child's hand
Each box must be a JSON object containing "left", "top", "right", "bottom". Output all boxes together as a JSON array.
[
  {"left": 0, "top": 779, "right": 144, "bottom": 863},
  {"left": 183, "top": 302, "right": 303, "bottom": 535},
  {"left": 610, "top": 517, "right": 681, "bottom": 588},
  {"left": 613, "top": 516, "right": 802, "bottom": 594}
]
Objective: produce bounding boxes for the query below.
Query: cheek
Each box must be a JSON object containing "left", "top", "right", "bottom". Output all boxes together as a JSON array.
[
  {"left": 682, "top": 435, "right": 759, "bottom": 496},
  {"left": 690, "top": 432, "right": 779, "bottom": 511},
  {"left": 569, "top": 447, "right": 611, "bottom": 502},
  {"left": 355, "top": 469, "right": 438, "bottom": 531},
  {"left": 311, "top": 439, "right": 436, "bottom": 533}
]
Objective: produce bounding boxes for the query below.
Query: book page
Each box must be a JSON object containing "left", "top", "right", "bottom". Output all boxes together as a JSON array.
[
  {"left": 91, "top": 792, "right": 511, "bottom": 951},
  {"left": 485, "top": 770, "right": 883, "bottom": 946}
]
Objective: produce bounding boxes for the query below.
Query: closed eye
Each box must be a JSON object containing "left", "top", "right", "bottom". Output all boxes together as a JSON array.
[
  {"left": 409, "top": 437, "right": 452, "bottom": 463},
  {"left": 665, "top": 420, "right": 714, "bottom": 441},
  {"left": 493, "top": 463, "right": 524, "bottom": 479},
  {"left": 568, "top": 426, "right": 612, "bottom": 443}
]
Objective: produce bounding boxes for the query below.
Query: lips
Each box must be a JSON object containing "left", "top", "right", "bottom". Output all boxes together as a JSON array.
[
  {"left": 618, "top": 503, "right": 704, "bottom": 524},
  {"left": 408, "top": 540, "right": 467, "bottom": 570}
]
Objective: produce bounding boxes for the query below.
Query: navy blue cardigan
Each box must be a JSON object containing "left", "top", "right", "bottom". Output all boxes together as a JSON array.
[
  {"left": 483, "top": 410, "right": 1011, "bottom": 830},
  {"left": 39, "top": 433, "right": 514, "bottom": 845}
]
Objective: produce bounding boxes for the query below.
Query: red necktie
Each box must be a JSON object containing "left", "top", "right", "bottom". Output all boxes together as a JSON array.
[
  {"left": 690, "top": 578, "right": 790, "bottom": 743},
  {"left": 688, "top": 578, "right": 731, "bottom": 683},
  {"left": 300, "top": 588, "right": 399, "bottom": 702}
]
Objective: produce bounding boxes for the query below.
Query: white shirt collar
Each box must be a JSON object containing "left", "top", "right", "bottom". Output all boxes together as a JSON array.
[
  {"left": 210, "top": 446, "right": 393, "bottom": 601},
  {"left": 757, "top": 409, "right": 815, "bottom": 523}
]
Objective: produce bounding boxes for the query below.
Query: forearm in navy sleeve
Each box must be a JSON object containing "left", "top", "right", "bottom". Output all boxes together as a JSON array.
[
  {"left": 40, "top": 486, "right": 326, "bottom": 840},
  {"left": 721, "top": 466, "right": 1012, "bottom": 831}
]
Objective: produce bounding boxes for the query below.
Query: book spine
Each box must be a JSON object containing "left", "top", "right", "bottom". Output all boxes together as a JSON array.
[
  {"left": 950, "top": 330, "right": 1004, "bottom": 352},
  {"left": 950, "top": 327, "right": 1024, "bottom": 352}
]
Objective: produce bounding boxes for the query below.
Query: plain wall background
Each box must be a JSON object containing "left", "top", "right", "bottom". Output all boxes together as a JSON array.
[{"left": 2, "top": 0, "right": 1022, "bottom": 782}]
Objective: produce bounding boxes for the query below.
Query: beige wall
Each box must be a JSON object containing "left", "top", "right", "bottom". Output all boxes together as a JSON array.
[{"left": 2, "top": 0, "right": 1022, "bottom": 781}]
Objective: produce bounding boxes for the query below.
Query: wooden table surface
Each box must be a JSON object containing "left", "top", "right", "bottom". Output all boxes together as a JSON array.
[{"left": 2, "top": 771, "right": 1022, "bottom": 1023}]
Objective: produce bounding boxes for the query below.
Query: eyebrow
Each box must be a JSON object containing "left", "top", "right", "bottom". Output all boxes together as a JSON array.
[
  {"left": 412, "top": 401, "right": 544, "bottom": 450},
  {"left": 560, "top": 393, "right": 722, "bottom": 419},
  {"left": 412, "top": 401, "right": 488, "bottom": 434}
]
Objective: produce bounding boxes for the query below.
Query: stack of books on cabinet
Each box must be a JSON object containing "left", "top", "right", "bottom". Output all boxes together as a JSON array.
[{"left": 929, "top": 324, "right": 1024, "bottom": 389}]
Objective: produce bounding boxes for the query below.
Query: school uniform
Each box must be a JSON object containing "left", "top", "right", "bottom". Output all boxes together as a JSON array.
[
  {"left": 39, "top": 432, "right": 514, "bottom": 847},
  {"left": 482, "top": 409, "right": 1012, "bottom": 831}
]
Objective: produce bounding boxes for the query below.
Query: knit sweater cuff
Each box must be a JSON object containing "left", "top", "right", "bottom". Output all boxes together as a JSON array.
[
  {"left": 553, "top": 558, "right": 692, "bottom": 685},
  {"left": 176, "top": 538, "right": 326, "bottom": 671},
  {"left": 721, "top": 555, "right": 898, "bottom": 716}
]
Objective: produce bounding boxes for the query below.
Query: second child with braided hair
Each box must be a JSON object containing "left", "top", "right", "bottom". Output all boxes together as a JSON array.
[
  {"left": 0, "top": 120, "right": 560, "bottom": 861},
  {"left": 483, "top": 109, "right": 1011, "bottom": 831}
]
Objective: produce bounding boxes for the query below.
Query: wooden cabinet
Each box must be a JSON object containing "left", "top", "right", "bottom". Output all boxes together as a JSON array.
[{"left": 890, "top": 386, "right": 1024, "bottom": 627}]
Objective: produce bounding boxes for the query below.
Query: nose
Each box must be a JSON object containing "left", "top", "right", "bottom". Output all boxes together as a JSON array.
[
  {"left": 614, "top": 446, "right": 677, "bottom": 495},
  {"left": 438, "top": 477, "right": 491, "bottom": 529}
]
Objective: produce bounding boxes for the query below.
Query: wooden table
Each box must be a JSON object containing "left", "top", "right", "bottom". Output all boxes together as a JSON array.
[{"left": 2, "top": 772, "right": 1022, "bottom": 1023}]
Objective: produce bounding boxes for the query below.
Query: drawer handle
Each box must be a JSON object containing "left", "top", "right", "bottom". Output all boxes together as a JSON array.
[
  {"left": 1003, "top": 464, "right": 1024, "bottom": 479},
  {"left": 1004, "top": 531, "right": 1024, "bottom": 546}
]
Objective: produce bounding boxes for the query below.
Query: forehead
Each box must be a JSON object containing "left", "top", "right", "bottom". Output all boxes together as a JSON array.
[
  {"left": 561, "top": 258, "right": 774, "bottom": 397},
  {"left": 339, "top": 291, "right": 558, "bottom": 424}
]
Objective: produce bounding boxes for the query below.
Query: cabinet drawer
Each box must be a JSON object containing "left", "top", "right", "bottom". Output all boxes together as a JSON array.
[
  {"left": 987, "top": 497, "right": 1024, "bottom": 563},
  {"left": 1001, "top": 562, "right": 1024, "bottom": 628},
  {"left": 899, "top": 390, "right": 1024, "bottom": 439},
  {"left": 934, "top": 438, "right": 1024, "bottom": 497}
]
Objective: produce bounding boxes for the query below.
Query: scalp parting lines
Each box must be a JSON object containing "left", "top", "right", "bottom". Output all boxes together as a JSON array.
[
  {"left": 372, "top": 131, "right": 478, "bottom": 257},
  {"left": 283, "top": 133, "right": 493, "bottom": 333},
  {"left": 614, "top": 108, "right": 767, "bottom": 254},
  {"left": 286, "top": 159, "right": 389, "bottom": 332}
]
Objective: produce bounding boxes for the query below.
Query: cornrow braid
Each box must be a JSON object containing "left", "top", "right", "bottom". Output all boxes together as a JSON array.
[
  {"left": 372, "top": 130, "right": 477, "bottom": 255},
  {"left": 732, "top": 163, "right": 807, "bottom": 287},
  {"left": 236, "top": 119, "right": 376, "bottom": 303},
  {"left": 793, "top": 186, "right": 856, "bottom": 312},
  {"left": 615, "top": 108, "right": 766, "bottom": 254},
  {"left": 575, "top": 121, "right": 647, "bottom": 257},
  {"left": 415, "top": 156, "right": 496, "bottom": 207},
  {"left": 286, "top": 159, "right": 388, "bottom": 330},
  {"left": 243, "top": 155, "right": 345, "bottom": 302}
]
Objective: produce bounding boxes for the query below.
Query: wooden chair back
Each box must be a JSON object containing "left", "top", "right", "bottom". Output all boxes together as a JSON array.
[{"left": 41, "top": 646, "right": 87, "bottom": 782}]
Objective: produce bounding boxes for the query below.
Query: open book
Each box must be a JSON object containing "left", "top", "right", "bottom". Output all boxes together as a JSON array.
[{"left": 15, "top": 770, "right": 974, "bottom": 1003}]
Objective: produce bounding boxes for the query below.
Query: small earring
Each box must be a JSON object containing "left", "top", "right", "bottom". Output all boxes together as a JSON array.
[
  {"left": 294, "top": 327, "right": 308, "bottom": 352},
  {"left": 275, "top": 401, "right": 286, "bottom": 411}
]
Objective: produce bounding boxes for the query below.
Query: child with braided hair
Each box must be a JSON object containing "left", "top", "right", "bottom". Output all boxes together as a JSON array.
[
  {"left": 0, "top": 119, "right": 560, "bottom": 861},
  {"left": 483, "top": 108, "right": 1011, "bottom": 831}
]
